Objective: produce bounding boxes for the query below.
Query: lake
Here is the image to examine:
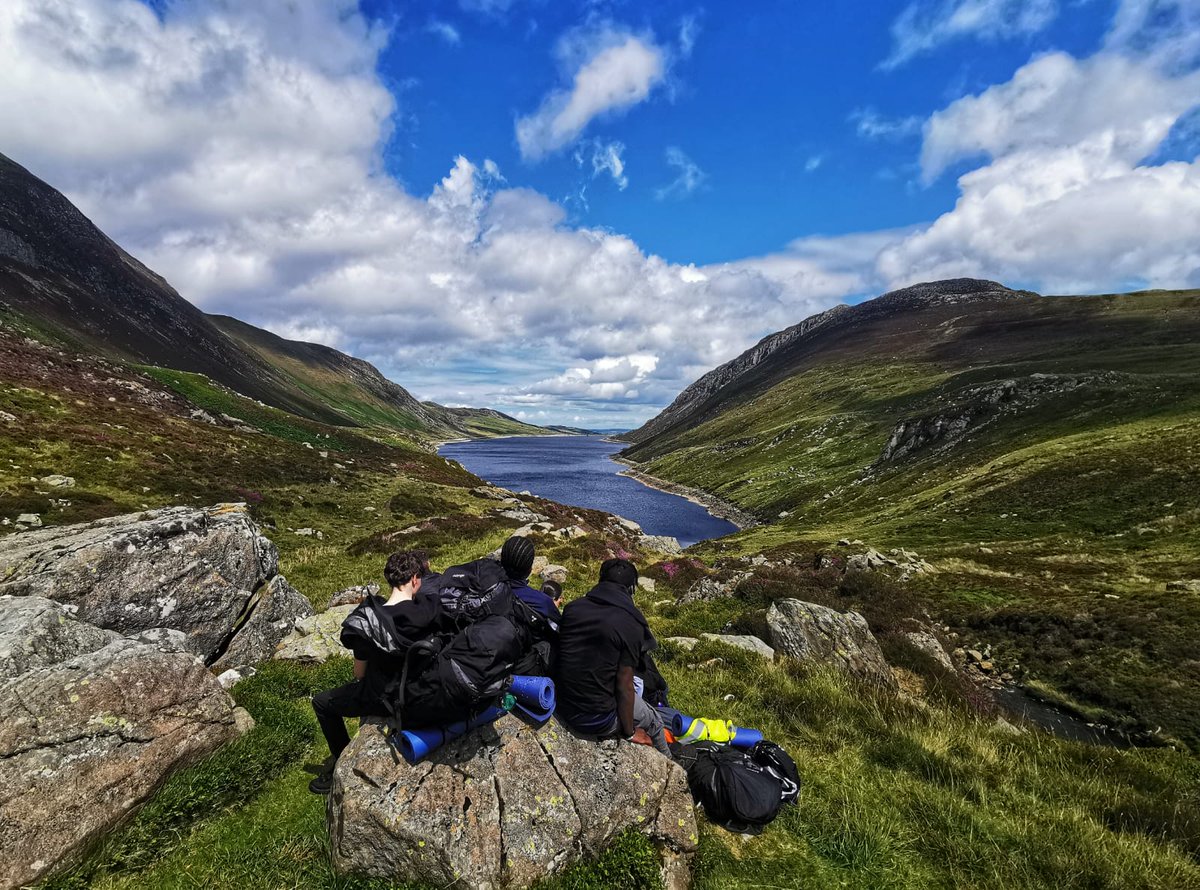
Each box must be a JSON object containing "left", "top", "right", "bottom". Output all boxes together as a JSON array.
[{"left": 439, "top": 435, "right": 738, "bottom": 548}]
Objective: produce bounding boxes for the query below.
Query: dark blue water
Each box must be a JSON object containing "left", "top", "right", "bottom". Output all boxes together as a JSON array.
[{"left": 439, "top": 436, "right": 737, "bottom": 548}]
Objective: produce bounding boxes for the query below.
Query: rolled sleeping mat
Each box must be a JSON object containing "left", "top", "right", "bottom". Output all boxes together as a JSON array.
[
  {"left": 396, "top": 705, "right": 508, "bottom": 764},
  {"left": 656, "top": 706, "right": 686, "bottom": 736},
  {"left": 671, "top": 714, "right": 765, "bottom": 747},
  {"left": 513, "top": 698, "right": 555, "bottom": 723},
  {"left": 509, "top": 675, "right": 555, "bottom": 712},
  {"left": 728, "top": 726, "right": 765, "bottom": 749}
]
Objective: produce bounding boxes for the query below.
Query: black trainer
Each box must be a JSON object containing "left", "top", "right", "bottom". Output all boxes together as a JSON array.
[{"left": 309, "top": 769, "right": 334, "bottom": 795}]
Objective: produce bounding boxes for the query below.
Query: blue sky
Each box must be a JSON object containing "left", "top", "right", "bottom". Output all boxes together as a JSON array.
[
  {"left": 370, "top": 0, "right": 1113, "bottom": 265},
  {"left": 2, "top": 0, "right": 1199, "bottom": 427}
]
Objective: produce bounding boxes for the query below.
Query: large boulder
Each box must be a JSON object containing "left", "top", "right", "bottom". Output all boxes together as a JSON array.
[
  {"left": 767, "top": 599, "right": 897, "bottom": 690},
  {"left": 0, "top": 594, "right": 119, "bottom": 679},
  {"left": 0, "top": 596, "right": 244, "bottom": 889},
  {"left": 639, "top": 535, "right": 683, "bottom": 555},
  {"left": 274, "top": 604, "right": 356, "bottom": 663},
  {"left": 0, "top": 503, "right": 307, "bottom": 665},
  {"left": 329, "top": 716, "right": 698, "bottom": 890},
  {"left": 211, "top": 575, "right": 314, "bottom": 672}
]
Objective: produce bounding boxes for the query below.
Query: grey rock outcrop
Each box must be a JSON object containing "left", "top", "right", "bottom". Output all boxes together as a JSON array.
[
  {"left": 0, "top": 595, "right": 119, "bottom": 680},
  {"left": 0, "top": 596, "right": 243, "bottom": 889},
  {"left": 678, "top": 572, "right": 750, "bottom": 605},
  {"left": 767, "top": 599, "right": 896, "bottom": 690},
  {"left": 329, "top": 717, "right": 698, "bottom": 890},
  {"left": 328, "top": 583, "right": 380, "bottom": 608},
  {"left": 211, "top": 575, "right": 313, "bottom": 672},
  {"left": 699, "top": 633, "right": 775, "bottom": 661},
  {"left": 0, "top": 503, "right": 307, "bottom": 666},
  {"left": 538, "top": 564, "right": 568, "bottom": 585},
  {"left": 902, "top": 630, "right": 954, "bottom": 670},
  {"left": 875, "top": 373, "right": 1112, "bottom": 466},
  {"left": 639, "top": 535, "right": 683, "bottom": 555},
  {"left": 274, "top": 605, "right": 356, "bottom": 663}
]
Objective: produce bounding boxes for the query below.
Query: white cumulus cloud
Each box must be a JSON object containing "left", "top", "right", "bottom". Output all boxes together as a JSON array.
[{"left": 515, "top": 25, "right": 666, "bottom": 160}]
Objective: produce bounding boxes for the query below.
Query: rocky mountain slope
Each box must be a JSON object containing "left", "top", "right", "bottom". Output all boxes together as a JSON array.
[
  {"left": 622, "top": 279, "right": 1034, "bottom": 446},
  {"left": 621, "top": 278, "right": 1200, "bottom": 748},
  {"left": 0, "top": 152, "right": 545, "bottom": 442}
]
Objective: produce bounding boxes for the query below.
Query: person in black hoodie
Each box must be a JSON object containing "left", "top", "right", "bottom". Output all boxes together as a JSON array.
[
  {"left": 554, "top": 558, "right": 670, "bottom": 754},
  {"left": 308, "top": 550, "right": 441, "bottom": 793}
]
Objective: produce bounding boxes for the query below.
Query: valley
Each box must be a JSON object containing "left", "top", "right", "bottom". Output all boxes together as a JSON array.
[{"left": 2, "top": 160, "right": 1198, "bottom": 890}]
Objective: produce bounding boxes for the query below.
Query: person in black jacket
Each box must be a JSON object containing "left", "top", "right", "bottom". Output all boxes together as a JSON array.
[
  {"left": 554, "top": 558, "right": 670, "bottom": 754},
  {"left": 308, "top": 550, "right": 441, "bottom": 793}
]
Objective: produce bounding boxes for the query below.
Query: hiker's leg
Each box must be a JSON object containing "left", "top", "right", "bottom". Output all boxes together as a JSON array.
[
  {"left": 312, "top": 680, "right": 373, "bottom": 760},
  {"left": 633, "top": 695, "right": 671, "bottom": 755}
]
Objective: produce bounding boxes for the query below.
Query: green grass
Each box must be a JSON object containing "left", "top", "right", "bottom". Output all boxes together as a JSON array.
[{"left": 7, "top": 314, "right": 1200, "bottom": 890}]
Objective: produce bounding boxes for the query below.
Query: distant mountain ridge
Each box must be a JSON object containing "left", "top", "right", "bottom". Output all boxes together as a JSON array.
[
  {"left": 623, "top": 279, "right": 1032, "bottom": 445},
  {"left": 0, "top": 152, "right": 548, "bottom": 441}
]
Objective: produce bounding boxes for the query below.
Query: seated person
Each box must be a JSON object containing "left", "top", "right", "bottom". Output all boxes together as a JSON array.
[
  {"left": 553, "top": 558, "right": 670, "bottom": 754},
  {"left": 540, "top": 579, "right": 565, "bottom": 612},
  {"left": 500, "top": 535, "right": 561, "bottom": 627},
  {"left": 308, "top": 550, "right": 441, "bottom": 793}
]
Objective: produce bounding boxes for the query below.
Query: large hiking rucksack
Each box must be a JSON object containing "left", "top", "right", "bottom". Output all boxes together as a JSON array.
[
  {"left": 398, "top": 614, "right": 527, "bottom": 725},
  {"left": 437, "top": 558, "right": 513, "bottom": 625},
  {"left": 339, "top": 594, "right": 414, "bottom": 661},
  {"left": 679, "top": 742, "right": 784, "bottom": 832}
]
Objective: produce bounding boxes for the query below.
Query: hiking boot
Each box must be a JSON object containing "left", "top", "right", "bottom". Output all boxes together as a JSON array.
[{"left": 308, "top": 769, "right": 334, "bottom": 795}]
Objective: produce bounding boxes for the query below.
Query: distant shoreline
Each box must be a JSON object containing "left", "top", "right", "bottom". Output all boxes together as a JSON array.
[{"left": 611, "top": 457, "right": 758, "bottom": 531}]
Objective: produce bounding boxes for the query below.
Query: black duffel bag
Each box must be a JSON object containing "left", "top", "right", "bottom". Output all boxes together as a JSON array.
[{"left": 680, "top": 741, "right": 784, "bottom": 832}]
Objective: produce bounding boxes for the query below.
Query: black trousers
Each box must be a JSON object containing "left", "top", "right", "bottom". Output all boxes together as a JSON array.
[{"left": 312, "top": 679, "right": 390, "bottom": 759}]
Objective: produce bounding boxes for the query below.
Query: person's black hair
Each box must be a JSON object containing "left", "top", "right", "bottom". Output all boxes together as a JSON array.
[
  {"left": 384, "top": 551, "right": 425, "bottom": 589},
  {"left": 500, "top": 535, "right": 536, "bottom": 580},
  {"left": 598, "top": 557, "right": 637, "bottom": 588},
  {"left": 541, "top": 579, "right": 563, "bottom": 600}
]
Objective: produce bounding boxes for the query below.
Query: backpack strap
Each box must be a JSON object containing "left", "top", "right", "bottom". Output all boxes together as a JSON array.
[{"left": 382, "top": 638, "right": 441, "bottom": 739}]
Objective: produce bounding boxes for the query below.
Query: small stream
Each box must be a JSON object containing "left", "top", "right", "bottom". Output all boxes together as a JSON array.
[{"left": 992, "top": 686, "right": 1150, "bottom": 748}]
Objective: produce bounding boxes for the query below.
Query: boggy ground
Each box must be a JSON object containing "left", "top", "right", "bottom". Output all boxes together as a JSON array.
[{"left": 4, "top": 317, "right": 1198, "bottom": 889}]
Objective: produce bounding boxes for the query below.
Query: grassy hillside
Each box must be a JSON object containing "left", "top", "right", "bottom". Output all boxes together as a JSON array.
[
  {"left": 2, "top": 302, "right": 1195, "bottom": 890},
  {"left": 621, "top": 287, "right": 1200, "bottom": 749}
]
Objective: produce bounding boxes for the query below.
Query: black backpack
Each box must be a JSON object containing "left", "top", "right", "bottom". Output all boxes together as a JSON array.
[
  {"left": 398, "top": 614, "right": 527, "bottom": 726},
  {"left": 751, "top": 741, "right": 801, "bottom": 804},
  {"left": 437, "top": 559, "right": 513, "bottom": 625},
  {"left": 679, "top": 742, "right": 784, "bottom": 832},
  {"left": 339, "top": 595, "right": 414, "bottom": 661}
]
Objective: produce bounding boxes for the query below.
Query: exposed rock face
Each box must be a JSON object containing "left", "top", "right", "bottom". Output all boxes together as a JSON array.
[
  {"left": 639, "top": 535, "right": 683, "bottom": 555},
  {"left": 0, "top": 594, "right": 118, "bottom": 679},
  {"left": 699, "top": 633, "right": 775, "bottom": 661},
  {"left": 328, "top": 583, "right": 380, "bottom": 608},
  {"left": 211, "top": 575, "right": 313, "bottom": 672},
  {"left": 623, "top": 278, "right": 1030, "bottom": 446},
  {"left": 329, "top": 717, "right": 698, "bottom": 890},
  {"left": 538, "top": 564, "right": 568, "bottom": 585},
  {"left": 678, "top": 572, "right": 750, "bottom": 605},
  {"left": 875, "top": 373, "right": 1112, "bottom": 466},
  {"left": 0, "top": 596, "right": 242, "bottom": 889},
  {"left": 0, "top": 504, "right": 307, "bottom": 666},
  {"left": 274, "top": 604, "right": 356, "bottom": 663},
  {"left": 767, "top": 599, "right": 896, "bottom": 690},
  {"left": 902, "top": 630, "right": 954, "bottom": 670}
]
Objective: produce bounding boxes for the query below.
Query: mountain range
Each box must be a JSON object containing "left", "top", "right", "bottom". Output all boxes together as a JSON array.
[{"left": 0, "top": 152, "right": 551, "bottom": 442}]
